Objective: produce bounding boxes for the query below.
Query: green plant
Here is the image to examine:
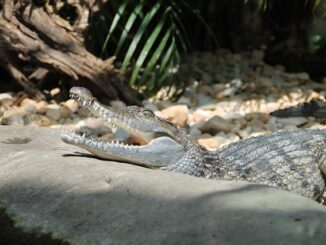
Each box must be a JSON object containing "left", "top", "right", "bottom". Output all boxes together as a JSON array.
[
  {"left": 100, "top": 0, "right": 191, "bottom": 96},
  {"left": 92, "top": 0, "right": 216, "bottom": 97},
  {"left": 308, "top": 0, "right": 326, "bottom": 53}
]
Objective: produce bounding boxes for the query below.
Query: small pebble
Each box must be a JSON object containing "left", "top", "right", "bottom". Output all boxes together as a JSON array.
[
  {"left": 63, "top": 99, "right": 78, "bottom": 113},
  {"left": 110, "top": 100, "right": 126, "bottom": 108},
  {"left": 50, "top": 88, "right": 60, "bottom": 97},
  {"left": 46, "top": 104, "right": 61, "bottom": 121},
  {"left": 160, "top": 105, "right": 189, "bottom": 127},
  {"left": 0, "top": 93, "right": 13, "bottom": 107},
  {"left": 36, "top": 101, "right": 48, "bottom": 114}
]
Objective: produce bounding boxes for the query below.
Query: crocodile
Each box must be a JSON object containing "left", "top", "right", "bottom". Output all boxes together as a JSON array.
[
  {"left": 61, "top": 87, "right": 326, "bottom": 201},
  {"left": 270, "top": 99, "right": 326, "bottom": 118}
]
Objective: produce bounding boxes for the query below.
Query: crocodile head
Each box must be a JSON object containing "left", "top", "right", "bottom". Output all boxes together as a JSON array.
[{"left": 61, "top": 87, "right": 186, "bottom": 167}]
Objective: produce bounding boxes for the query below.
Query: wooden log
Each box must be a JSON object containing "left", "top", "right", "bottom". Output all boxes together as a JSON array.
[{"left": 0, "top": 0, "right": 139, "bottom": 103}]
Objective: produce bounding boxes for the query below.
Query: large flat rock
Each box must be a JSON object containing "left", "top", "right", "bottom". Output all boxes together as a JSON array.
[{"left": 0, "top": 125, "right": 325, "bottom": 244}]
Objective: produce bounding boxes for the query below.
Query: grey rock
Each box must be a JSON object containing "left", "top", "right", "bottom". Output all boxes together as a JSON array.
[
  {"left": 110, "top": 100, "right": 127, "bottom": 108},
  {"left": 0, "top": 126, "right": 326, "bottom": 245},
  {"left": 275, "top": 117, "right": 308, "bottom": 127},
  {"left": 189, "top": 126, "right": 202, "bottom": 138},
  {"left": 1, "top": 114, "right": 24, "bottom": 126},
  {"left": 177, "top": 96, "right": 193, "bottom": 107},
  {"left": 296, "top": 72, "right": 310, "bottom": 80},
  {"left": 142, "top": 102, "right": 160, "bottom": 112},
  {"left": 154, "top": 100, "right": 173, "bottom": 110},
  {"left": 196, "top": 94, "right": 212, "bottom": 107},
  {"left": 199, "top": 115, "right": 234, "bottom": 134}
]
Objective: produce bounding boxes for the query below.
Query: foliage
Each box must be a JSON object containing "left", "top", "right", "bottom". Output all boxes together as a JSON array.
[
  {"left": 89, "top": 0, "right": 211, "bottom": 97},
  {"left": 86, "top": 0, "right": 326, "bottom": 98},
  {"left": 308, "top": 0, "right": 326, "bottom": 53}
]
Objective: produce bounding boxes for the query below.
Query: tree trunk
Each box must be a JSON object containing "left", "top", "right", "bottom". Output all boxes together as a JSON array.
[{"left": 0, "top": 0, "right": 140, "bottom": 104}]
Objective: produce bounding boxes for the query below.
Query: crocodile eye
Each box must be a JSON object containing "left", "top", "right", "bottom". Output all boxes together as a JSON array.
[{"left": 142, "top": 110, "right": 154, "bottom": 117}]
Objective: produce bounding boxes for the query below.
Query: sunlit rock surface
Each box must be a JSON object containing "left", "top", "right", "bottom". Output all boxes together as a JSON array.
[{"left": 0, "top": 126, "right": 325, "bottom": 244}]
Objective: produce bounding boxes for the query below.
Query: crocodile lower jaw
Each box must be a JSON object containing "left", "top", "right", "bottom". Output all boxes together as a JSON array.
[
  {"left": 60, "top": 128, "right": 152, "bottom": 151},
  {"left": 60, "top": 129, "right": 186, "bottom": 167}
]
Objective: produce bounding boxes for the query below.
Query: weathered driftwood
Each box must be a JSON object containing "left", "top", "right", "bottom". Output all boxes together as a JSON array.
[{"left": 0, "top": 0, "right": 139, "bottom": 103}]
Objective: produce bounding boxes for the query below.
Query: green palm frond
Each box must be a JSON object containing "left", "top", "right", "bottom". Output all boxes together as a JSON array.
[
  {"left": 121, "top": 1, "right": 162, "bottom": 71},
  {"left": 101, "top": 0, "right": 192, "bottom": 97},
  {"left": 100, "top": 0, "right": 129, "bottom": 55},
  {"left": 129, "top": 5, "right": 171, "bottom": 85},
  {"left": 115, "top": 3, "right": 145, "bottom": 57}
]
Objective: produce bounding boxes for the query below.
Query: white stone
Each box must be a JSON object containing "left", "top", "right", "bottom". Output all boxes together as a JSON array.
[
  {"left": 0, "top": 93, "right": 13, "bottom": 106},
  {"left": 36, "top": 101, "right": 48, "bottom": 114},
  {"left": 50, "top": 87, "right": 60, "bottom": 97},
  {"left": 60, "top": 105, "right": 71, "bottom": 118},
  {"left": 190, "top": 109, "right": 212, "bottom": 124},
  {"left": 218, "top": 133, "right": 241, "bottom": 147},
  {"left": 20, "top": 98, "right": 38, "bottom": 114},
  {"left": 160, "top": 105, "right": 189, "bottom": 127},
  {"left": 46, "top": 104, "right": 61, "bottom": 121},
  {"left": 110, "top": 100, "right": 126, "bottom": 108},
  {"left": 63, "top": 99, "right": 79, "bottom": 113},
  {"left": 197, "top": 137, "right": 220, "bottom": 150}
]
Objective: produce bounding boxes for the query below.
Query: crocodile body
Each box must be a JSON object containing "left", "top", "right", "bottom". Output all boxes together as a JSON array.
[{"left": 61, "top": 87, "right": 326, "bottom": 201}]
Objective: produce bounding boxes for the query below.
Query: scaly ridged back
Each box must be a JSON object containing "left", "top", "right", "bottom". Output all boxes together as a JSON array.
[{"left": 205, "top": 129, "right": 326, "bottom": 199}]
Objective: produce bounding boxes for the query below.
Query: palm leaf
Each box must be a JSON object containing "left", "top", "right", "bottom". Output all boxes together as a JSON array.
[
  {"left": 129, "top": 6, "right": 172, "bottom": 85},
  {"left": 121, "top": 2, "right": 162, "bottom": 70},
  {"left": 148, "top": 37, "right": 176, "bottom": 88},
  {"left": 115, "top": 2, "right": 145, "bottom": 57},
  {"left": 101, "top": 0, "right": 128, "bottom": 55},
  {"left": 100, "top": 0, "right": 199, "bottom": 97},
  {"left": 139, "top": 28, "right": 172, "bottom": 84}
]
